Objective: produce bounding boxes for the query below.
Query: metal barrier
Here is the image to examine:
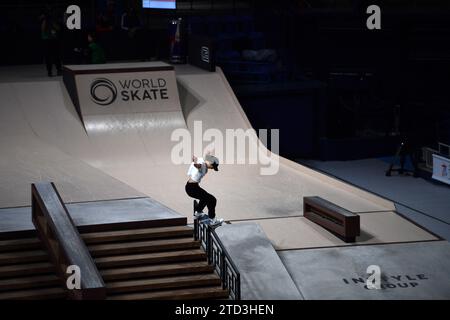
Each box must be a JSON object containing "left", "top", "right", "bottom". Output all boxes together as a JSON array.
[{"left": 194, "top": 218, "right": 241, "bottom": 300}]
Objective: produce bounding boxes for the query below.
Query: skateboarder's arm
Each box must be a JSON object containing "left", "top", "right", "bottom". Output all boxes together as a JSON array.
[{"left": 192, "top": 156, "right": 202, "bottom": 169}]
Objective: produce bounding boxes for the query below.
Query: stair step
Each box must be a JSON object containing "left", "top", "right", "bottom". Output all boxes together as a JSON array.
[
  {"left": 101, "top": 261, "right": 214, "bottom": 281},
  {"left": 0, "top": 274, "right": 60, "bottom": 291},
  {"left": 0, "top": 237, "right": 42, "bottom": 252},
  {"left": 0, "top": 262, "right": 55, "bottom": 278},
  {"left": 0, "top": 250, "right": 49, "bottom": 265},
  {"left": 89, "top": 238, "right": 200, "bottom": 257},
  {"left": 0, "top": 287, "right": 66, "bottom": 300},
  {"left": 82, "top": 226, "right": 193, "bottom": 244},
  {"left": 107, "top": 286, "right": 229, "bottom": 300},
  {"left": 106, "top": 274, "right": 221, "bottom": 294},
  {"left": 96, "top": 249, "right": 206, "bottom": 269}
]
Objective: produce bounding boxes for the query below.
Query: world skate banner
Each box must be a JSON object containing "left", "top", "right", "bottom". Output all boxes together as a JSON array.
[
  {"left": 63, "top": 62, "right": 181, "bottom": 123},
  {"left": 432, "top": 154, "right": 450, "bottom": 185}
]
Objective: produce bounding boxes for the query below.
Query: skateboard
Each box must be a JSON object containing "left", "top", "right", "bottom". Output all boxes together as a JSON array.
[{"left": 196, "top": 213, "right": 224, "bottom": 227}]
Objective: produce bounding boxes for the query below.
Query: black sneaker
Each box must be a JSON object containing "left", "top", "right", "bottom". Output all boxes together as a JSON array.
[
  {"left": 193, "top": 200, "right": 205, "bottom": 218},
  {"left": 195, "top": 212, "right": 208, "bottom": 220}
]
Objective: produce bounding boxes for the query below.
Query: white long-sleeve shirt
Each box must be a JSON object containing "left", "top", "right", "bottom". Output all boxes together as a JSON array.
[{"left": 187, "top": 157, "right": 208, "bottom": 183}]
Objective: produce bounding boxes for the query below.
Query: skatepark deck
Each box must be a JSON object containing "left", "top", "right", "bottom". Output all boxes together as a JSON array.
[
  {"left": 0, "top": 63, "right": 448, "bottom": 299},
  {"left": 0, "top": 197, "right": 186, "bottom": 238},
  {"left": 233, "top": 213, "right": 438, "bottom": 250},
  {"left": 215, "top": 223, "right": 303, "bottom": 300}
]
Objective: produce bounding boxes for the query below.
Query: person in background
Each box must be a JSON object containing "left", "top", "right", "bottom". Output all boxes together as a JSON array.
[
  {"left": 87, "top": 32, "right": 106, "bottom": 64},
  {"left": 120, "top": 7, "right": 144, "bottom": 60},
  {"left": 96, "top": 12, "right": 114, "bottom": 33},
  {"left": 40, "top": 12, "right": 62, "bottom": 77},
  {"left": 120, "top": 7, "right": 142, "bottom": 38}
]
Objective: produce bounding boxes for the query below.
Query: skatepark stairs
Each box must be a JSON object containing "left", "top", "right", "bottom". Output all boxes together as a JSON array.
[
  {"left": 0, "top": 221, "right": 229, "bottom": 300},
  {"left": 0, "top": 183, "right": 230, "bottom": 300}
]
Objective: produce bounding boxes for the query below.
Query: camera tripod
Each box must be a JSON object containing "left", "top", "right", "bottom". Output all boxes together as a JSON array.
[{"left": 386, "top": 140, "right": 419, "bottom": 177}]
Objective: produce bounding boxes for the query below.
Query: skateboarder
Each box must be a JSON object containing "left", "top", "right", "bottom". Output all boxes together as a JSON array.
[{"left": 185, "top": 154, "right": 224, "bottom": 226}]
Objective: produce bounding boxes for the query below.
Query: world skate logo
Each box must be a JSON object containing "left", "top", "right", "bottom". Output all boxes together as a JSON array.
[
  {"left": 201, "top": 46, "right": 210, "bottom": 63},
  {"left": 90, "top": 78, "right": 118, "bottom": 106}
]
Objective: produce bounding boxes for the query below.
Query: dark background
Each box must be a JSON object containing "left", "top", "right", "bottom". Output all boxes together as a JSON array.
[{"left": 1, "top": 0, "right": 450, "bottom": 166}]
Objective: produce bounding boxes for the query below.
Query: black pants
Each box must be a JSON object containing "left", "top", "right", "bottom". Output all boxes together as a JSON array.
[
  {"left": 185, "top": 182, "right": 216, "bottom": 219},
  {"left": 43, "top": 40, "right": 61, "bottom": 75}
]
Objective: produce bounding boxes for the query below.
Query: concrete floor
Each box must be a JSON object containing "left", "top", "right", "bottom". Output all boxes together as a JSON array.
[
  {"left": 279, "top": 241, "right": 450, "bottom": 299},
  {"left": 217, "top": 221, "right": 448, "bottom": 300},
  {"left": 233, "top": 213, "right": 438, "bottom": 250},
  {"left": 302, "top": 159, "right": 450, "bottom": 240}
]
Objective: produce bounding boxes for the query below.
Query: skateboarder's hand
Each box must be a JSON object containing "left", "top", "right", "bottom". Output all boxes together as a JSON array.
[{"left": 192, "top": 155, "right": 198, "bottom": 163}]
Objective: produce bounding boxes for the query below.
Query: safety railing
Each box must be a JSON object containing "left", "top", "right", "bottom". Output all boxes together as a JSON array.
[{"left": 194, "top": 218, "right": 241, "bottom": 300}]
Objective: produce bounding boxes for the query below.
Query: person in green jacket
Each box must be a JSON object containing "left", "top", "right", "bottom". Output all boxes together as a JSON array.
[{"left": 87, "top": 32, "right": 106, "bottom": 64}]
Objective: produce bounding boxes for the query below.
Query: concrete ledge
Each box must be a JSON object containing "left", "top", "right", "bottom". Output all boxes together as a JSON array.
[{"left": 215, "top": 223, "right": 303, "bottom": 300}]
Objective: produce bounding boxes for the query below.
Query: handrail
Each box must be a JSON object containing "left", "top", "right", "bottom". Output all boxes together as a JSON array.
[
  {"left": 194, "top": 218, "right": 241, "bottom": 300},
  {"left": 31, "top": 182, "right": 106, "bottom": 300}
]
